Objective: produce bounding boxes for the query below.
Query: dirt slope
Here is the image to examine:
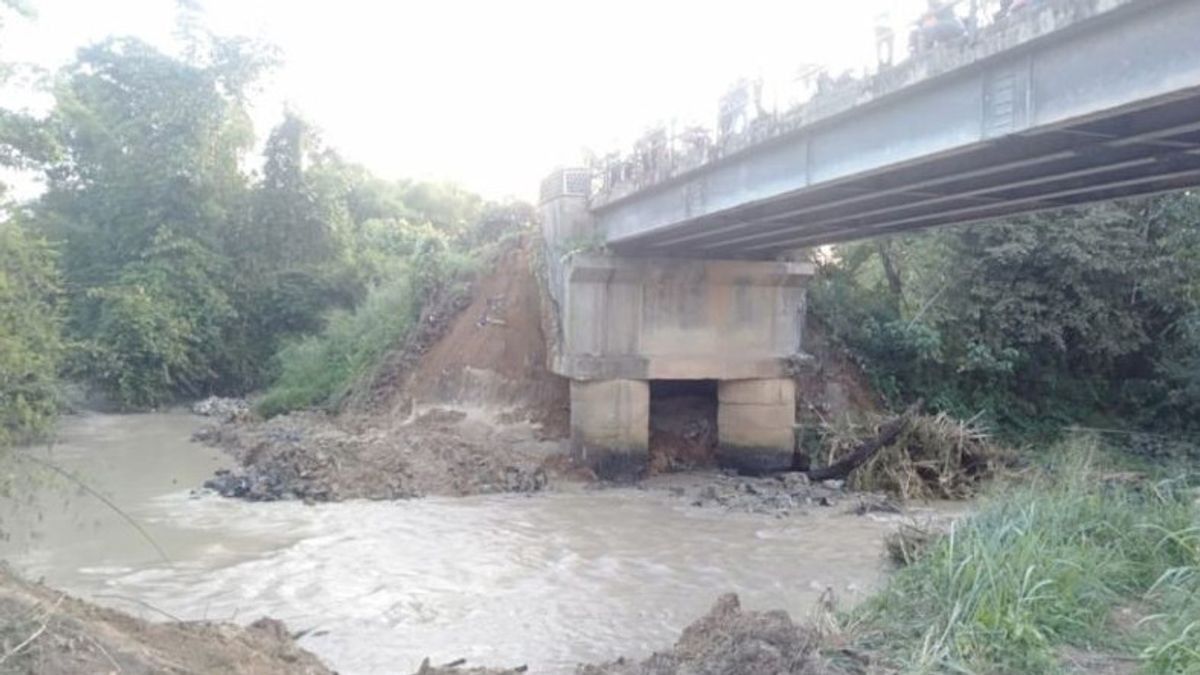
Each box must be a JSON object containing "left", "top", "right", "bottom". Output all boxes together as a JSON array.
[
  {"left": 0, "top": 567, "right": 330, "bottom": 675},
  {"left": 201, "top": 235, "right": 571, "bottom": 502},
  {"left": 404, "top": 239, "right": 568, "bottom": 432}
]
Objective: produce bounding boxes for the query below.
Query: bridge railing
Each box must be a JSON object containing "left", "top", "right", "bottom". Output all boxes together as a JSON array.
[{"left": 590, "top": 0, "right": 1053, "bottom": 206}]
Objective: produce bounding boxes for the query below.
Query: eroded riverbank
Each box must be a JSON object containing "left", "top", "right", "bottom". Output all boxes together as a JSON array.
[{"left": 2, "top": 411, "right": 956, "bottom": 674}]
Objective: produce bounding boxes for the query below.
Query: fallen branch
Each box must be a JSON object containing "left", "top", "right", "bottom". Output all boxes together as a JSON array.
[
  {"left": 0, "top": 594, "right": 64, "bottom": 665},
  {"left": 17, "top": 450, "right": 170, "bottom": 563},
  {"left": 806, "top": 400, "right": 923, "bottom": 482}
]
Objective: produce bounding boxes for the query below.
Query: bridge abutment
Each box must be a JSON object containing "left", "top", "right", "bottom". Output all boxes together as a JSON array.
[{"left": 540, "top": 170, "right": 812, "bottom": 480}]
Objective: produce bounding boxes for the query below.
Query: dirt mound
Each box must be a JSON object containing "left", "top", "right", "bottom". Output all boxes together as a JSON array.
[
  {"left": 389, "top": 236, "right": 568, "bottom": 434},
  {"left": 199, "top": 408, "right": 558, "bottom": 501},
  {"left": 794, "top": 321, "right": 880, "bottom": 424},
  {"left": 199, "top": 235, "right": 575, "bottom": 502},
  {"left": 577, "top": 593, "right": 826, "bottom": 675},
  {"left": 0, "top": 567, "right": 330, "bottom": 675}
]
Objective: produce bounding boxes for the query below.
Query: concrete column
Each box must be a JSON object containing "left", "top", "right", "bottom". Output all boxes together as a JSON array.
[
  {"left": 570, "top": 379, "right": 649, "bottom": 482},
  {"left": 717, "top": 378, "right": 796, "bottom": 474}
]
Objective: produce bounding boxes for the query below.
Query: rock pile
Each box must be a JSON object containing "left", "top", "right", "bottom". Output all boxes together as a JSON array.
[{"left": 577, "top": 593, "right": 825, "bottom": 675}]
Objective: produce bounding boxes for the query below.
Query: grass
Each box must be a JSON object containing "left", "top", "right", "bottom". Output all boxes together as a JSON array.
[
  {"left": 255, "top": 270, "right": 423, "bottom": 417},
  {"left": 843, "top": 439, "right": 1199, "bottom": 674}
]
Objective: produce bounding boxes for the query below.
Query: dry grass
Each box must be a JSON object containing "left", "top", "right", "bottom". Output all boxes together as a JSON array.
[{"left": 819, "top": 412, "right": 1013, "bottom": 500}]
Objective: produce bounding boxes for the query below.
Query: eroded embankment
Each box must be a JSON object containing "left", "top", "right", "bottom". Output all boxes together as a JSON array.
[
  {"left": 0, "top": 566, "right": 329, "bottom": 675},
  {"left": 198, "top": 236, "right": 572, "bottom": 501}
]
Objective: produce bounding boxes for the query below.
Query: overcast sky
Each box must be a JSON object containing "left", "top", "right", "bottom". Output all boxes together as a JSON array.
[{"left": 1, "top": 0, "right": 927, "bottom": 201}]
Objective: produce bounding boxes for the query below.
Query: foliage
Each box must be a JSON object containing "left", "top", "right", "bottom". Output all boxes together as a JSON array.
[
  {"left": 810, "top": 194, "right": 1200, "bottom": 441},
  {"left": 0, "top": 219, "right": 61, "bottom": 445},
  {"left": 255, "top": 220, "right": 483, "bottom": 418},
  {"left": 15, "top": 30, "right": 511, "bottom": 410},
  {"left": 850, "top": 440, "right": 1199, "bottom": 673}
]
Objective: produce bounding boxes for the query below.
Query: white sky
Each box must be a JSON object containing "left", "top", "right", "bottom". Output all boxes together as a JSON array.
[{"left": 1, "top": 0, "right": 928, "bottom": 201}]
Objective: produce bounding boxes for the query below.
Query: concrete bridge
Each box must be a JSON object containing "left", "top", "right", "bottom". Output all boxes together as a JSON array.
[{"left": 538, "top": 0, "right": 1200, "bottom": 480}]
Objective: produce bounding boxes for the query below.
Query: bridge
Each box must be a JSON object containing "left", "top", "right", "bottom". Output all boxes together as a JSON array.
[{"left": 538, "top": 0, "right": 1200, "bottom": 480}]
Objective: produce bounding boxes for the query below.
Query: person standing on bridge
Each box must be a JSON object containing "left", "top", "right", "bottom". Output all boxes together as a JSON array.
[
  {"left": 912, "top": 0, "right": 967, "bottom": 53},
  {"left": 875, "top": 10, "right": 896, "bottom": 68}
]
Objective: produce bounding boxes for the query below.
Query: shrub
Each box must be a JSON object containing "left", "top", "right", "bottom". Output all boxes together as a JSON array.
[{"left": 0, "top": 220, "right": 62, "bottom": 445}]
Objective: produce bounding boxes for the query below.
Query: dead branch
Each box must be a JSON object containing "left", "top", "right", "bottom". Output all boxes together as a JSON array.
[
  {"left": 0, "top": 594, "right": 64, "bottom": 665},
  {"left": 806, "top": 400, "right": 923, "bottom": 482},
  {"left": 17, "top": 450, "right": 171, "bottom": 563}
]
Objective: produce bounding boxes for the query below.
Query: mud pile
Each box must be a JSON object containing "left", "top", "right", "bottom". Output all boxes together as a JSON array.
[
  {"left": 200, "top": 408, "right": 558, "bottom": 501},
  {"left": 578, "top": 593, "right": 826, "bottom": 675},
  {"left": 0, "top": 567, "right": 330, "bottom": 675},
  {"left": 199, "top": 236, "right": 572, "bottom": 502}
]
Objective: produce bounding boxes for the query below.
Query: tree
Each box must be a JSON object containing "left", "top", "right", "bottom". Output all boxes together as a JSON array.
[
  {"left": 33, "top": 36, "right": 273, "bottom": 406},
  {"left": 0, "top": 218, "right": 62, "bottom": 445},
  {"left": 810, "top": 193, "right": 1200, "bottom": 438}
]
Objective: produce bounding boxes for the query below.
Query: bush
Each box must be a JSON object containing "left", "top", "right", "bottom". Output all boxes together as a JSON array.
[
  {"left": 851, "top": 441, "right": 1200, "bottom": 673},
  {"left": 0, "top": 220, "right": 62, "bottom": 444},
  {"left": 810, "top": 194, "right": 1200, "bottom": 441}
]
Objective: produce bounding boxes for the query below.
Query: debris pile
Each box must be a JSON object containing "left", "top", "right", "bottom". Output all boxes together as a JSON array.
[
  {"left": 199, "top": 409, "right": 556, "bottom": 502},
  {"left": 821, "top": 412, "right": 1012, "bottom": 500},
  {"left": 191, "top": 396, "right": 250, "bottom": 421},
  {"left": 577, "top": 593, "right": 825, "bottom": 675}
]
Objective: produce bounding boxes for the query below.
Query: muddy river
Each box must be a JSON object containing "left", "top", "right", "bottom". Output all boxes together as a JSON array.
[{"left": 2, "top": 412, "right": 925, "bottom": 674}]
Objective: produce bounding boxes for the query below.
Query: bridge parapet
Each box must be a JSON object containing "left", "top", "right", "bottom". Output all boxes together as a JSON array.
[{"left": 590, "top": 0, "right": 1152, "bottom": 212}]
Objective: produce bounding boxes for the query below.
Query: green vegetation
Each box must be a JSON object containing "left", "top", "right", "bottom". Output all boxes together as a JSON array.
[
  {"left": 0, "top": 220, "right": 61, "bottom": 446},
  {"left": 811, "top": 195, "right": 1200, "bottom": 442},
  {"left": 0, "top": 3, "right": 521, "bottom": 433},
  {"left": 256, "top": 235, "right": 476, "bottom": 417},
  {"left": 846, "top": 442, "right": 1199, "bottom": 673}
]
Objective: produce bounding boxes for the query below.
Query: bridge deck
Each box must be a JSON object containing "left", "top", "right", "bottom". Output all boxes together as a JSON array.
[{"left": 593, "top": 0, "right": 1200, "bottom": 257}]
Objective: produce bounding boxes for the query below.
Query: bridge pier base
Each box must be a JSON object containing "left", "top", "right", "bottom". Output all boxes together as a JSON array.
[
  {"left": 569, "top": 379, "right": 650, "bottom": 482},
  {"left": 717, "top": 378, "right": 797, "bottom": 474}
]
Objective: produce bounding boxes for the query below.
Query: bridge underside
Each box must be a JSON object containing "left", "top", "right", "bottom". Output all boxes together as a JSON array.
[
  {"left": 615, "top": 91, "right": 1200, "bottom": 256},
  {"left": 595, "top": 0, "right": 1200, "bottom": 257}
]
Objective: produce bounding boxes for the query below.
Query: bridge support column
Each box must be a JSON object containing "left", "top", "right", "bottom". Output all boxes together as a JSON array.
[
  {"left": 570, "top": 379, "right": 649, "bottom": 482},
  {"left": 717, "top": 378, "right": 796, "bottom": 474}
]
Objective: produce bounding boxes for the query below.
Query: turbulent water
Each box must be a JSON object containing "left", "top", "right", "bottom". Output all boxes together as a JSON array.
[{"left": 2, "top": 412, "right": 919, "bottom": 674}]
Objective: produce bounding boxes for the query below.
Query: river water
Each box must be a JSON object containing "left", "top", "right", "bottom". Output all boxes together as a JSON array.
[{"left": 2, "top": 411, "right": 920, "bottom": 674}]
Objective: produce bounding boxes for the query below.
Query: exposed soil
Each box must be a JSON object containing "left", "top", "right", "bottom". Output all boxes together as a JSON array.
[
  {"left": 199, "top": 235, "right": 572, "bottom": 502},
  {"left": 648, "top": 381, "right": 719, "bottom": 474},
  {"left": 577, "top": 593, "right": 827, "bottom": 675},
  {"left": 0, "top": 566, "right": 330, "bottom": 675},
  {"left": 199, "top": 407, "right": 560, "bottom": 501},
  {"left": 794, "top": 321, "right": 881, "bottom": 426},
  {"left": 402, "top": 239, "right": 569, "bottom": 435}
]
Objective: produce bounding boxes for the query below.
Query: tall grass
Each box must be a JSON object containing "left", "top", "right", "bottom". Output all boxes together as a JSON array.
[
  {"left": 255, "top": 269, "right": 422, "bottom": 417},
  {"left": 849, "top": 441, "right": 1199, "bottom": 673}
]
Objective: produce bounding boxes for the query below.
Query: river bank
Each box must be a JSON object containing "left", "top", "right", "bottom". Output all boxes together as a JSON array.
[{"left": 0, "top": 566, "right": 329, "bottom": 675}]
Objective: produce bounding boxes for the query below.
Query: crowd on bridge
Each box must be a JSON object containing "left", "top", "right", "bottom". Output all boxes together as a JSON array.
[{"left": 592, "top": 0, "right": 1050, "bottom": 200}]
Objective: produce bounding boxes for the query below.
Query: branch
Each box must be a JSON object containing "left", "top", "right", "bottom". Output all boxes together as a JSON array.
[
  {"left": 0, "top": 594, "right": 64, "bottom": 665},
  {"left": 807, "top": 400, "right": 923, "bottom": 482},
  {"left": 17, "top": 450, "right": 171, "bottom": 563}
]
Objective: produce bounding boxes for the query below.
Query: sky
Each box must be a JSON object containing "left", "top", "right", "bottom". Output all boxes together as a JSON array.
[{"left": 0, "top": 0, "right": 929, "bottom": 201}]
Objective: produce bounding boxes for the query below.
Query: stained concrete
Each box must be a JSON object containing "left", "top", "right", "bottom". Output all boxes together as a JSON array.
[
  {"left": 717, "top": 379, "right": 797, "bottom": 474},
  {"left": 541, "top": 172, "right": 811, "bottom": 480},
  {"left": 570, "top": 379, "right": 650, "bottom": 482}
]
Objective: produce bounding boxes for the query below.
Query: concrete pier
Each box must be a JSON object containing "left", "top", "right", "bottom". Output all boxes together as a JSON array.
[
  {"left": 540, "top": 170, "right": 812, "bottom": 480},
  {"left": 569, "top": 379, "right": 649, "bottom": 481},
  {"left": 717, "top": 378, "right": 797, "bottom": 474}
]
